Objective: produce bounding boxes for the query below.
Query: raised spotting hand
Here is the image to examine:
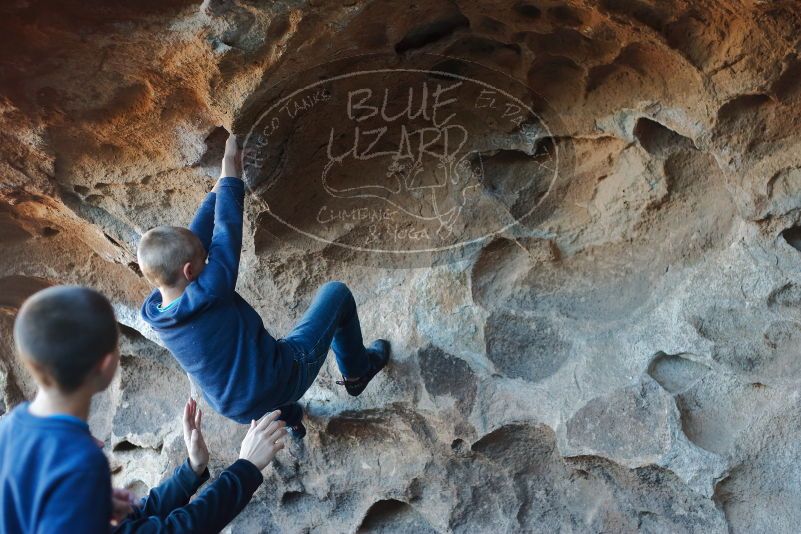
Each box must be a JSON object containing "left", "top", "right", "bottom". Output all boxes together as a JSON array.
[
  {"left": 238, "top": 410, "right": 287, "bottom": 471},
  {"left": 183, "top": 397, "right": 210, "bottom": 476}
]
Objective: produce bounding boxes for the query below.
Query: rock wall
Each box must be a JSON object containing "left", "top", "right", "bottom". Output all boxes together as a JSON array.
[{"left": 2, "top": 0, "right": 801, "bottom": 532}]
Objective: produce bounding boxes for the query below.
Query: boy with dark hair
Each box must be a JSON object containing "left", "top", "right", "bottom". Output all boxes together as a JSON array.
[
  {"left": 137, "top": 131, "right": 390, "bottom": 437},
  {"left": 2, "top": 286, "right": 119, "bottom": 533},
  {"left": 0, "top": 285, "right": 287, "bottom": 533}
]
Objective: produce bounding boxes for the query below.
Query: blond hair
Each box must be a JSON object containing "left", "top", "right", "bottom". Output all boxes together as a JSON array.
[{"left": 137, "top": 226, "right": 203, "bottom": 287}]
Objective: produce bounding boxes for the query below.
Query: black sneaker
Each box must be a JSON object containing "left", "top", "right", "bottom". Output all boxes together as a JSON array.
[
  {"left": 288, "top": 422, "right": 307, "bottom": 439},
  {"left": 280, "top": 402, "right": 306, "bottom": 439},
  {"left": 336, "top": 339, "right": 391, "bottom": 397}
]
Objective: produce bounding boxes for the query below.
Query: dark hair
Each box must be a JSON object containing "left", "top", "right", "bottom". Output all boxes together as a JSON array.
[{"left": 13, "top": 286, "right": 119, "bottom": 392}]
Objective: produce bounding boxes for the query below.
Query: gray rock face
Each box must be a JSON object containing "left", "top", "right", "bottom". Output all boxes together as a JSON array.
[
  {"left": 562, "top": 378, "right": 727, "bottom": 498},
  {"left": 2, "top": 0, "right": 801, "bottom": 532}
]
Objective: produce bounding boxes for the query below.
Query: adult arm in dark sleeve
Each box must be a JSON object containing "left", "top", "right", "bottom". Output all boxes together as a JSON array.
[
  {"left": 189, "top": 192, "right": 217, "bottom": 252},
  {"left": 113, "top": 459, "right": 263, "bottom": 534},
  {"left": 123, "top": 459, "right": 209, "bottom": 521}
]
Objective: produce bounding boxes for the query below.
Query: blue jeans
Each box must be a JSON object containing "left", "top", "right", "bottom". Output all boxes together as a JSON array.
[{"left": 275, "top": 281, "right": 369, "bottom": 425}]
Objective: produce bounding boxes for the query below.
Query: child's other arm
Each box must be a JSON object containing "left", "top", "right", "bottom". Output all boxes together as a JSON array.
[
  {"left": 189, "top": 190, "right": 217, "bottom": 252},
  {"left": 201, "top": 133, "right": 244, "bottom": 295},
  {"left": 189, "top": 126, "right": 239, "bottom": 251}
]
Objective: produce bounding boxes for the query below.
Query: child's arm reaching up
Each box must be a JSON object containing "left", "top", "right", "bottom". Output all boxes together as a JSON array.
[
  {"left": 189, "top": 192, "right": 217, "bottom": 253},
  {"left": 199, "top": 132, "right": 245, "bottom": 296},
  {"left": 189, "top": 130, "right": 240, "bottom": 254},
  {"left": 218, "top": 132, "right": 240, "bottom": 182}
]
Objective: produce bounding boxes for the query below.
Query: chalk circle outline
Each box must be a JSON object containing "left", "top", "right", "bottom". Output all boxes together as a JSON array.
[{"left": 243, "top": 53, "right": 561, "bottom": 255}]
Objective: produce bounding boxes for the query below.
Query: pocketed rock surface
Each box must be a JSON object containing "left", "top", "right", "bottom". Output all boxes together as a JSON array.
[{"left": 2, "top": 1, "right": 801, "bottom": 532}]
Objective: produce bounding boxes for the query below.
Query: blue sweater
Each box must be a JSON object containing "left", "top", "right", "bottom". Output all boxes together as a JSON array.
[
  {"left": 115, "top": 458, "right": 263, "bottom": 533},
  {"left": 0, "top": 402, "right": 112, "bottom": 533},
  {"left": 140, "top": 178, "right": 295, "bottom": 423}
]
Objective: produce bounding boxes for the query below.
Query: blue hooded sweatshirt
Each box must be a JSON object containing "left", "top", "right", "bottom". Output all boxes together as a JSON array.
[
  {"left": 0, "top": 402, "right": 112, "bottom": 533},
  {"left": 140, "top": 177, "right": 296, "bottom": 423}
]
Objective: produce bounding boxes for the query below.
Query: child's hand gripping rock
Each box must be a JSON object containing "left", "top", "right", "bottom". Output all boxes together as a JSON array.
[{"left": 219, "top": 130, "right": 241, "bottom": 180}]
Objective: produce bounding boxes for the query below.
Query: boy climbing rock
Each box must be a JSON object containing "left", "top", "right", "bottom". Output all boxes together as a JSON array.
[{"left": 137, "top": 130, "right": 390, "bottom": 436}]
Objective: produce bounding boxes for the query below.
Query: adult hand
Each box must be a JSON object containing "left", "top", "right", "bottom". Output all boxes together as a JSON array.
[
  {"left": 238, "top": 410, "right": 287, "bottom": 470},
  {"left": 110, "top": 487, "right": 137, "bottom": 526},
  {"left": 183, "top": 397, "right": 210, "bottom": 476}
]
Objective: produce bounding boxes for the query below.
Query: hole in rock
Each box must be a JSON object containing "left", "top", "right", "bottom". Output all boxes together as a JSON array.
[
  {"left": 73, "top": 185, "right": 90, "bottom": 196},
  {"left": 534, "top": 136, "right": 556, "bottom": 159},
  {"left": 479, "top": 148, "right": 556, "bottom": 223},
  {"left": 771, "top": 58, "right": 801, "bottom": 102},
  {"left": 197, "top": 126, "right": 229, "bottom": 168},
  {"left": 767, "top": 283, "right": 801, "bottom": 309},
  {"left": 585, "top": 62, "right": 618, "bottom": 92},
  {"left": 394, "top": 13, "right": 470, "bottom": 54},
  {"left": 586, "top": 43, "right": 660, "bottom": 93},
  {"left": 573, "top": 468, "right": 590, "bottom": 478},
  {"left": 476, "top": 424, "right": 543, "bottom": 454},
  {"left": 112, "top": 440, "right": 141, "bottom": 452},
  {"left": 712, "top": 474, "right": 734, "bottom": 509},
  {"left": 478, "top": 17, "right": 506, "bottom": 34},
  {"left": 407, "top": 477, "right": 424, "bottom": 501},
  {"left": 527, "top": 55, "right": 585, "bottom": 101},
  {"left": 663, "top": 14, "right": 704, "bottom": 63},
  {"left": 40, "top": 226, "right": 59, "bottom": 237},
  {"left": 514, "top": 2, "right": 542, "bottom": 19},
  {"left": 428, "top": 58, "right": 469, "bottom": 80},
  {"left": 716, "top": 94, "right": 772, "bottom": 124},
  {"left": 418, "top": 345, "right": 477, "bottom": 412},
  {"left": 633, "top": 118, "right": 694, "bottom": 156},
  {"left": 446, "top": 36, "right": 521, "bottom": 59},
  {"left": 781, "top": 226, "right": 801, "bottom": 252},
  {"left": 357, "top": 499, "right": 435, "bottom": 533},
  {"left": 118, "top": 323, "right": 144, "bottom": 339},
  {"left": 451, "top": 438, "right": 467, "bottom": 454},
  {"left": 647, "top": 352, "right": 709, "bottom": 394},
  {"left": 548, "top": 5, "right": 587, "bottom": 27},
  {"left": 127, "top": 262, "right": 143, "bottom": 277},
  {"left": 526, "top": 27, "right": 603, "bottom": 61},
  {"left": 281, "top": 491, "right": 305, "bottom": 506},
  {"left": 600, "top": 0, "right": 668, "bottom": 31},
  {"left": 484, "top": 311, "right": 568, "bottom": 382},
  {"left": 103, "top": 232, "right": 121, "bottom": 247}
]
